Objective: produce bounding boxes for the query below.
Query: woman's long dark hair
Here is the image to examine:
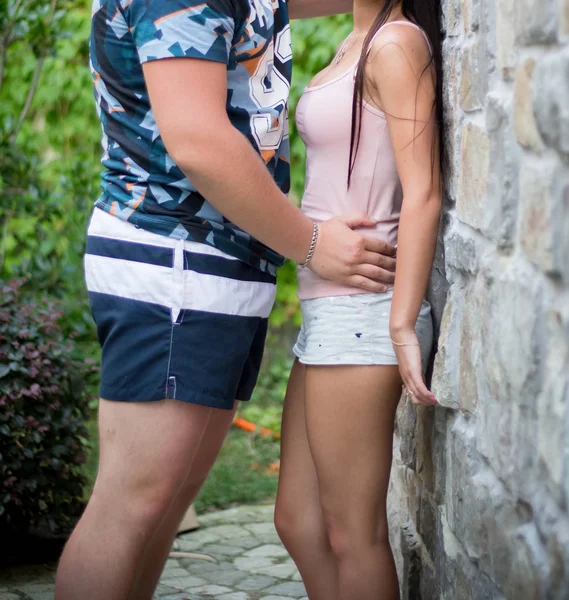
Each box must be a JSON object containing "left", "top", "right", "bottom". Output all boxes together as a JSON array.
[{"left": 348, "top": 0, "right": 443, "bottom": 187}]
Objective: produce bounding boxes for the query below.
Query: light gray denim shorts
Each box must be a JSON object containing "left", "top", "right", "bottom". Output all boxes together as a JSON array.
[{"left": 293, "top": 291, "right": 433, "bottom": 368}]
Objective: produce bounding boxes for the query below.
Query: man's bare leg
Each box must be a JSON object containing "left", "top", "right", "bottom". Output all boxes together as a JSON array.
[
  {"left": 130, "top": 402, "right": 238, "bottom": 599},
  {"left": 55, "top": 398, "right": 215, "bottom": 600}
]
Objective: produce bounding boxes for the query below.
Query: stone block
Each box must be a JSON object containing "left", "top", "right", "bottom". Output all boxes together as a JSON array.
[
  {"left": 534, "top": 48, "right": 569, "bottom": 158},
  {"left": 538, "top": 302, "right": 569, "bottom": 497},
  {"left": 396, "top": 396, "right": 418, "bottom": 468},
  {"left": 457, "top": 122, "right": 490, "bottom": 231},
  {"left": 431, "top": 283, "right": 463, "bottom": 410},
  {"left": 496, "top": 0, "right": 517, "bottom": 79},
  {"left": 462, "top": 0, "right": 480, "bottom": 33},
  {"left": 458, "top": 288, "right": 479, "bottom": 413},
  {"left": 515, "top": 0, "right": 558, "bottom": 44},
  {"left": 514, "top": 58, "right": 543, "bottom": 151},
  {"left": 473, "top": 259, "right": 543, "bottom": 490},
  {"left": 460, "top": 43, "right": 482, "bottom": 112},
  {"left": 550, "top": 166, "right": 569, "bottom": 284},
  {"left": 484, "top": 93, "right": 520, "bottom": 247},
  {"left": 518, "top": 158, "right": 557, "bottom": 275},
  {"left": 518, "top": 160, "right": 569, "bottom": 283},
  {"left": 442, "top": 0, "right": 461, "bottom": 37}
]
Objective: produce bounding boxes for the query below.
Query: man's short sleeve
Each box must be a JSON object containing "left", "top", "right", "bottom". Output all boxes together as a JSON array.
[{"left": 128, "top": 0, "right": 236, "bottom": 65}]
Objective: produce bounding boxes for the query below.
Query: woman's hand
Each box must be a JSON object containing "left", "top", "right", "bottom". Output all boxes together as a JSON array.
[{"left": 391, "top": 330, "right": 438, "bottom": 407}]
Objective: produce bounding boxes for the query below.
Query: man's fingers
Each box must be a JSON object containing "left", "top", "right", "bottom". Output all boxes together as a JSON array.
[
  {"left": 362, "top": 236, "right": 397, "bottom": 257},
  {"left": 346, "top": 275, "right": 389, "bottom": 293},
  {"left": 360, "top": 251, "right": 397, "bottom": 272},
  {"left": 354, "top": 264, "right": 396, "bottom": 285},
  {"left": 339, "top": 214, "right": 379, "bottom": 229}
]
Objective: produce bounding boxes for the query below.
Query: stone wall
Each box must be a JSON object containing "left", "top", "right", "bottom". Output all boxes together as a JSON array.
[{"left": 388, "top": 1, "right": 569, "bottom": 598}]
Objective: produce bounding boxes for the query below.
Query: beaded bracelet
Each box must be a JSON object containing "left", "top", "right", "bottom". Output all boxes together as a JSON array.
[{"left": 299, "top": 223, "right": 319, "bottom": 269}]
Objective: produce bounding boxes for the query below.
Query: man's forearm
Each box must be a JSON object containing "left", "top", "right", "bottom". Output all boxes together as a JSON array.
[
  {"left": 288, "top": 0, "right": 352, "bottom": 19},
  {"left": 173, "top": 125, "right": 313, "bottom": 264}
]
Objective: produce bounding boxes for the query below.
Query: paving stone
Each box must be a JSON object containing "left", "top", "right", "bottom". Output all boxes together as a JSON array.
[
  {"left": 216, "top": 593, "right": 251, "bottom": 600},
  {"left": 245, "top": 523, "right": 277, "bottom": 536},
  {"left": 234, "top": 575, "right": 277, "bottom": 591},
  {"left": 259, "top": 596, "right": 296, "bottom": 600},
  {"left": 28, "top": 593, "right": 56, "bottom": 600},
  {"left": 154, "top": 583, "right": 180, "bottom": 596},
  {"left": 159, "top": 594, "right": 204, "bottom": 600},
  {"left": 264, "top": 582, "right": 307, "bottom": 597},
  {"left": 203, "top": 525, "right": 248, "bottom": 540},
  {"left": 199, "top": 570, "right": 247, "bottom": 586},
  {"left": 0, "top": 594, "right": 21, "bottom": 600},
  {"left": 187, "top": 583, "right": 233, "bottom": 595},
  {"left": 164, "top": 558, "right": 180, "bottom": 569},
  {"left": 256, "top": 564, "right": 298, "bottom": 580},
  {"left": 160, "top": 575, "right": 207, "bottom": 589},
  {"left": 13, "top": 583, "right": 54, "bottom": 594},
  {"left": 160, "top": 567, "right": 191, "bottom": 579},
  {"left": 201, "top": 543, "right": 244, "bottom": 557},
  {"left": 225, "top": 536, "right": 259, "bottom": 549},
  {"left": 243, "top": 544, "right": 289, "bottom": 559},
  {"left": 178, "top": 531, "right": 221, "bottom": 548},
  {"left": 233, "top": 556, "right": 276, "bottom": 573}
]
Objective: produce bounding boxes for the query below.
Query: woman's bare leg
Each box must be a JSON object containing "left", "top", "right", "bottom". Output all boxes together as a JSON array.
[
  {"left": 275, "top": 360, "right": 339, "bottom": 600},
  {"left": 304, "top": 365, "right": 402, "bottom": 600}
]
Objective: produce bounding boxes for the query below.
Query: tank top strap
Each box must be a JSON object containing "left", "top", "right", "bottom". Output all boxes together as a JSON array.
[{"left": 366, "top": 20, "right": 432, "bottom": 56}]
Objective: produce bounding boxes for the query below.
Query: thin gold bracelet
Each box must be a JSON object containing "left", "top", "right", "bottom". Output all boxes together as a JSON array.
[{"left": 390, "top": 337, "right": 420, "bottom": 347}]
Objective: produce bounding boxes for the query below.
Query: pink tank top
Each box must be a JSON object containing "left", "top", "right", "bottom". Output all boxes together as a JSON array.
[{"left": 296, "top": 21, "right": 430, "bottom": 301}]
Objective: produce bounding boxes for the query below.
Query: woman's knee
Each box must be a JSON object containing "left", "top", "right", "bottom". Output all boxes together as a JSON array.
[
  {"left": 324, "top": 511, "right": 390, "bottom": 561},
  {"left": 274, "top": 498, "right": 323, "bottom": 548}
]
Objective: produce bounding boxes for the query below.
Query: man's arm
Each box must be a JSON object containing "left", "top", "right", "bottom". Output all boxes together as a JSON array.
[
  {"left": 143, "top": 57, "right": 394, "bottom": 291},
  {"left": 288, "top": 0, "right": 352, "bottom": 20}
]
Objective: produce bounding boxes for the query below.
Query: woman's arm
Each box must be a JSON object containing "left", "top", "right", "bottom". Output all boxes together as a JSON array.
[
  {"left": 367, "top": 25, "right": 442, "bottom": 405},
  {"left": 288, "top": 0, "right": 352, "bottom": 20}
]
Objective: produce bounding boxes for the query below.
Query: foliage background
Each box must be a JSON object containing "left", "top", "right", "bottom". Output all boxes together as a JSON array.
[{"left": 0, "top": 0, "right": 352, "bottom": 511}]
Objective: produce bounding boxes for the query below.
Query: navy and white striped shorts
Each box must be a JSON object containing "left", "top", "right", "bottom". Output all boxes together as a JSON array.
[{"left": 84, "top": 208, "right": 277, "bottom": 410}]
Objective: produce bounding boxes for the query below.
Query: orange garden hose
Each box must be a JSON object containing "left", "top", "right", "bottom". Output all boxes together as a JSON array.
[{"left": 233, "top": 416, "right": 281, "bottom": 440}]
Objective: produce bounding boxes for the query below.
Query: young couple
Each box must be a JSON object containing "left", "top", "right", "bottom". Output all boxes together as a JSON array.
[{"left": 56, "top": 0, "right": 442, "bottom": 598}]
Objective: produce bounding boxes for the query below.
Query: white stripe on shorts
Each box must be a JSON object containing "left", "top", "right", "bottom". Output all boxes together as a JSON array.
[{"left": 85, "top": 209, "right": 276, "bottom": 319}]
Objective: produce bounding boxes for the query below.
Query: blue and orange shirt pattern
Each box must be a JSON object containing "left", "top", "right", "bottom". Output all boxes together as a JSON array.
[{"left": 90, "top": 0, "right": 292, "bottom": 273}]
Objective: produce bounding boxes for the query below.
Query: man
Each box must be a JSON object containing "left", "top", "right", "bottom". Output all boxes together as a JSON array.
[{"left": 55, "top": 1, "right": 396, "bottom": 597}]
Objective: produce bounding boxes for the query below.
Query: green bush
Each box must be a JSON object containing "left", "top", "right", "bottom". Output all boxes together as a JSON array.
[{"left": 0, "top": 279, "right": 91, "bottom": 536}]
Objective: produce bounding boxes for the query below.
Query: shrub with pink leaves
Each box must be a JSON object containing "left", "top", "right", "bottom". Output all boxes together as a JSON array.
[{"left": 0, "top": 279, "right": 90, "bottom": 536}]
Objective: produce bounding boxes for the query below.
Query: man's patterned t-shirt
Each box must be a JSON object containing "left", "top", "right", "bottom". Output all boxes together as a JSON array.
[{"left": 90, "top": 0, "right": 292, "bottom": 273}]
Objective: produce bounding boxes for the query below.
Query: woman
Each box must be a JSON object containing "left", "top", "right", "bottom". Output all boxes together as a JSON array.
[{"left": 274, "top": 1, "right": 443, "bottom": 599}]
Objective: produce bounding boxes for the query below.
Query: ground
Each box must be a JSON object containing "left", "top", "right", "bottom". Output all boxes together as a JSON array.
[{"left": 0, "top": 505, "right": 308, "bottom": 600}]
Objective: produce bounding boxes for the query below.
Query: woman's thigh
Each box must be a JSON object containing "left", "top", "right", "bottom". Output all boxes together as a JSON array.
[
  {"left": 276, "top": 360, "right": 324, "bottom": 528},
  {"left": 304, "top": 365, "right": 402, "bottom": 540}
]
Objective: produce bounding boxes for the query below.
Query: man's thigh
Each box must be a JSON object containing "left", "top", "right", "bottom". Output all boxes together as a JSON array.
[{"left": 94, "top": 398, "right": 213, "bottom": 503}]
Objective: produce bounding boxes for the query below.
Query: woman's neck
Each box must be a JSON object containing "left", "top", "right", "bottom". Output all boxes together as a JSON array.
[{"left": 352, "top": 0, "right": 400, "bottom": 35}]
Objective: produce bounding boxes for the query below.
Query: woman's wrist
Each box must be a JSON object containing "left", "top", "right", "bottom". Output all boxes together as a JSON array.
[{"left": 389, "top": 322, "right": 418, "bottom": 343}]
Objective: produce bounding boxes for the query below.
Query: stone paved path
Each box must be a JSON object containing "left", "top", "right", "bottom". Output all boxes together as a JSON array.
[{"left": 0, "top": 504, "right": 307, "bottom": 600}]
